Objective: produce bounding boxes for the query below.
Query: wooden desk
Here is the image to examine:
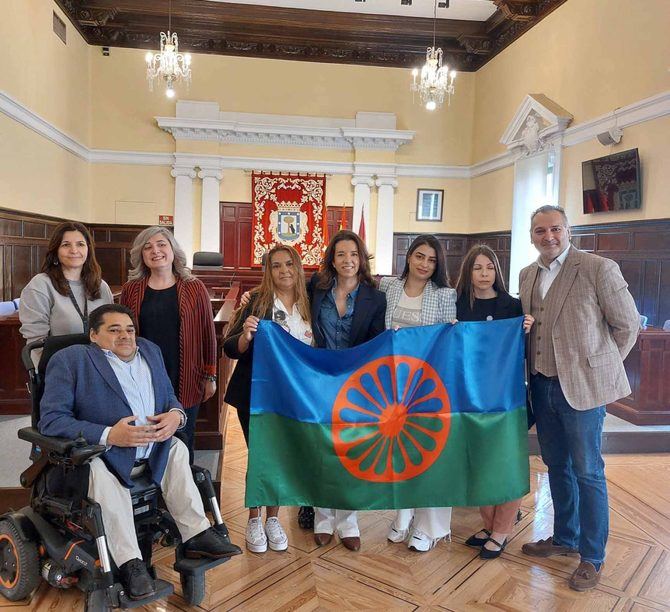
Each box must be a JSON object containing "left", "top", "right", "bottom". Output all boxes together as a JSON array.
[
  {"left": 196, "top": 283, "right": 240, "bottom": 449},
  {"left": 607, "top": 328, "right": 670, "bottom": 425},
  {"left": 0, "top": 313, "right": 30, "bottom": 415}
]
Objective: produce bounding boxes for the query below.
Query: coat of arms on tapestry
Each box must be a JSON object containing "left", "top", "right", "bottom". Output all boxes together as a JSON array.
[{"left": 251, "top": 172, "right": 327, "bottom": 268}]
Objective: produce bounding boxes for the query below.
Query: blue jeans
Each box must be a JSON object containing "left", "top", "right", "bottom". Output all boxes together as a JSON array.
[{"left": 530, "top": 374, "right": 608, "bottom": 566}]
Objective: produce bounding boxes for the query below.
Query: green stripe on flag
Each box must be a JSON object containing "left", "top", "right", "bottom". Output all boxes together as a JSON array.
[{"left": 245, "top": 406, "right": 530, "bottom": 510}]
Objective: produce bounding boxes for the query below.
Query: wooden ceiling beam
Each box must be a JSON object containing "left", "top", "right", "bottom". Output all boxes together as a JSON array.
[{"left": 55, "top": 0, "right": 567, "bottom": 71}]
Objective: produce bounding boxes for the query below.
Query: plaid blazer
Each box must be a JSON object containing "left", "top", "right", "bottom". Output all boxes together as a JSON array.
[
  {"left": 520, "top": 247, "right": 640, "bottom": 410},
  {"left": 379, "top": 276, "right": 457, "bottom": 329}
]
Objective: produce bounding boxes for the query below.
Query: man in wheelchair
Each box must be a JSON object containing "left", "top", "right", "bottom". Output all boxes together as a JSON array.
[{"left": 35, "top": 303, "right": 241, "bottom": 600}]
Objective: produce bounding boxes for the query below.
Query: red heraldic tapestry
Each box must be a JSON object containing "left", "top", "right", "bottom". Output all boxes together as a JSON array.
[{"left": 251, "top": 172, "right": 327, "bottom": 268}]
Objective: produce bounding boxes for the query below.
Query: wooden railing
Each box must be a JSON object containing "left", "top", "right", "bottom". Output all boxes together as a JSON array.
[{"left": 203, "top": 282, "right": 240, "bottom": 452}]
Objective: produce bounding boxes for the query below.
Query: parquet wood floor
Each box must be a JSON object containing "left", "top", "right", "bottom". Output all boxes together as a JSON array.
[{"left": 3, "top": 413, "right": 669, "bottom": 611}]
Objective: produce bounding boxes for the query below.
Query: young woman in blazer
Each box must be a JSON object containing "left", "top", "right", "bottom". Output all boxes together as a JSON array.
[
  {"left": 224, "top": 244, "right": 312, "bottom": 554},
  {"left": 309, "top": 230, "right": 386, "bottom": 552},
  {"left": 379, "top": 234, "right": 457, "bottom": 552},
  {"left": 455, "top": 244, "right": 533, "bottom": 559}
]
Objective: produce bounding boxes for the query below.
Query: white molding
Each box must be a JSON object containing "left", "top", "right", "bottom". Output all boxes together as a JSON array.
[
  {"left": 155, "top": 116, "right": 415, "bottom": 152},
  {"left": 0, "top": 91, "right": 89, "bottom": 160},
  {"left": 2, "top": 88, "right": 669, "bottom": 180},
  {"left": 469, "top": 151, "right": 517, "bottom": 178},
  {"left": 561, "top": 90, "right": 670, "bottom": 147},
  {"left": 397, "top": 163, "right": 470, "bottom": 179},
  {"left": 88, "top": 149, "right": 173, "bottom": 165},
  {"left": 501, "top": 94, "right": 573, "bottom": 157}
]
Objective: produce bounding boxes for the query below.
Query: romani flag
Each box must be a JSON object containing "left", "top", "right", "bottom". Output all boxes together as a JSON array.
[{"left": 245, "top": 319, "right": 530, "bottom": 509}]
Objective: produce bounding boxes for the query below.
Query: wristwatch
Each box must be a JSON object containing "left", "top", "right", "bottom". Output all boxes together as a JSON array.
[{"left": 204, "top": 374, "right": 217, "bottom": 383}]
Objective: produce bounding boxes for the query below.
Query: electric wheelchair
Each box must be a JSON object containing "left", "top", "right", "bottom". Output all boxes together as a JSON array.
[{"left": 0, "top": 334, "right": 239, "bottom": 610}]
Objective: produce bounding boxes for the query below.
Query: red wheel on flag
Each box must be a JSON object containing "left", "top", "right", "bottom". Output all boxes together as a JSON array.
[{"left": 332, "top": 356, "right": 450, "bottom": 482}]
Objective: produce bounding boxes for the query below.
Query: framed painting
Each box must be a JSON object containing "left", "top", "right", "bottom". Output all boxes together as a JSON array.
[{"left": 416, "top": 189, "right": 443, "bottom": 222}]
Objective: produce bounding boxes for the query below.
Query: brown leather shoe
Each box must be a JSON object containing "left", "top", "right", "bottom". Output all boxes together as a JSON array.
[
  {"left": 341, "top": 536, "right": 361, "bottom": 551},
  {"left": 521, "top": 537, "right": 579, "bottom": 558},
  {"left": 314, "top": 532, "right": 332, "bottom": 546},
  {"left": 569, "top": 561, "right": 601, "bottom": 591}
]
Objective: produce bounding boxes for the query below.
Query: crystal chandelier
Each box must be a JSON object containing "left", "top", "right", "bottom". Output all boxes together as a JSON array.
[
  {"left": 410, "top": 0, "right": 456, "bottom": 111},
  {"left": 145, "top": 0, "right": 191, "bottom": 98}
]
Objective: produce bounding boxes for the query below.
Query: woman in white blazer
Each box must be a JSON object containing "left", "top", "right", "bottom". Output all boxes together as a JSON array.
[{"left": 378, "top": 234, "right": 456, "bottom": 552}]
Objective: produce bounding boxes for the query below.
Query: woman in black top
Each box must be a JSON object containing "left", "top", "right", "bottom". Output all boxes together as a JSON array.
[{"left": 455, "top": 244, "right": 533, "bottom": 560}]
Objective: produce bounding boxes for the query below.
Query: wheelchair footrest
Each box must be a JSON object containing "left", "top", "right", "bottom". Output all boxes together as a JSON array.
[
  {"left": 118, "top": 579, "right": 173, "bottom": 609},
  {"left": 174, "top": 554, "right": 229, "bottom": 576}
]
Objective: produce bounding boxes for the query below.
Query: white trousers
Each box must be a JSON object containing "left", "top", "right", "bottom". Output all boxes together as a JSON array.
[
  {"left": 314, "top": 508, "right": 359, "bottom": 538},
  {"left": 392, "top": 507, "right": 452, "bottom": 539},
  {"left": 87, "top": 437, "right": 210, "bottom": 567}
]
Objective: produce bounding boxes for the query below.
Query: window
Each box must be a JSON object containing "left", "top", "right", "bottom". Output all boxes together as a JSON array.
[{"left": 416, "top": 189, "right": 444, "bottom": 222}]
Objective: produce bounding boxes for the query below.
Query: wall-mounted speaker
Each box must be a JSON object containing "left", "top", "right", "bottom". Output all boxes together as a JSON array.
[{"left": 596, "top": 127, "right": 623, "bottom": 146}]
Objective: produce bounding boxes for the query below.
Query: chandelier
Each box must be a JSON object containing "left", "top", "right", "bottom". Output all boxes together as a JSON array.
[
  {"left": 145, "top": 0, "right": 191, "bottom": 98},
  {"left": 410, "top": 0, "right": 456, "bottom": 111}
]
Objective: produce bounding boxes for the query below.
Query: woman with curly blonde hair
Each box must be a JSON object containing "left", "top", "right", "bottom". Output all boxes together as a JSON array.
[{"left": 121, "top": 226, "right": 216, "bottom": 463}]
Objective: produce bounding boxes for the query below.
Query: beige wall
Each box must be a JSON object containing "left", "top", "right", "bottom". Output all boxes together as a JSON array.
[
  {"left": 91, "top": 48, "right": 476, "bottom": 166},
  {"left": 472, "top": 0, "right": 670, "bottom": 164},
  {"left": 562, "top": 118, "right": 670, "bottom": 227},
  {"left": 89, "top": 165, "right": 174, "bottom": 225},
  {"left": 395, "top": 178, "right": 470, "bottom": 234},
  {"left": 0, "top": 0, "right": 91, "bottom": 219},
  {"left": 1, "top": 0, "right": 667, "bottom": 236},
  {"left": 1, "top": 0, "right": 90, "bottom": 145},
  {"left": 468, "top": 0, "right": 670, "bottom": 232},
  {"left": 0, "top": 113, "right": 89, "bottom": 220},
  {"left": 468, "top": 166, "right": 515, "bottom": 234}
]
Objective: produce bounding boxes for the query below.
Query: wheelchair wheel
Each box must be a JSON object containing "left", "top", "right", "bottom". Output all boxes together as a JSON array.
[
  {"left": 181, "top": 572, "right": 205, "bottom": 606},
  {"left": 0, "top": 519, "right": 40, "bottom": 601},
  {"left": 84, "top": 588, "right": 112, "bottom": 612}
]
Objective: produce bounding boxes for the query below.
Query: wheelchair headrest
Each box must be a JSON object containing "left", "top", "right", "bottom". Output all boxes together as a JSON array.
[
  {"left": 22, "top": 334, "right": 90, "bottom": 428},
  {"left": 37, "top": 333, "right": 91, "bottom": 379}
]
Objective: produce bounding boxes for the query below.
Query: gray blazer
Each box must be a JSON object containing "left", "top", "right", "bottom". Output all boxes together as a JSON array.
[
  {"left": 379, "top": 276, "right": 457, "bottom": 329},
  {"left": 519, "top": 247, "right": 639, "bottom": 410}
]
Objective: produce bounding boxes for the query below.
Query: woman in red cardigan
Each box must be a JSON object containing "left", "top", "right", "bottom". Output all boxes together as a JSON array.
[{"left": 121, "top": 227, "right": 216, "bottom": 463}]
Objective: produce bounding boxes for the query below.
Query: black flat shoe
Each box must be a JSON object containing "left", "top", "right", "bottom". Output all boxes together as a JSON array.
[
  {"left": 465, "top": 529, "right": 491, "bottom": 547},
  {"left": 298, "top": 506, "right": 315, "bottom": 529},
  {"left": 480, "top": 537, "right": 507, "bottom": 560}
]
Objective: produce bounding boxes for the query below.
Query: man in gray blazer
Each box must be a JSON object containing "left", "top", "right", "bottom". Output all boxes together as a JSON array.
[{"left": 518, "top": 205, "right": 639, "bottom": 591}]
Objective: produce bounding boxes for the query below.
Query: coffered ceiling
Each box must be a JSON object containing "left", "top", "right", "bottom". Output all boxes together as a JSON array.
[{"left": 55, "top": 0, "right": 568, "bottom": 71}]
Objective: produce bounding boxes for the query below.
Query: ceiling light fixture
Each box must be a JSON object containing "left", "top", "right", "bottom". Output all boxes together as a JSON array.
[
  {"left": 410, "top": 0, "right": 456, "bottom": 111},
  {"left": 145, "top": 0, "right": 191, "bottom": 98}
]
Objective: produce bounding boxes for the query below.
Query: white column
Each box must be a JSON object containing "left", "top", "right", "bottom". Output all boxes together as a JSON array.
[
  {"left": 509, "top": 151, "right": 550, "bottom": 295},
  {"left": 351, "top": 175, "right": 374, "bottom": 240},
  {"left": 374, "top": 175, "right": 398, "bottom": 276},
  {"left": 171, "top": 165, "right": 197, "bottom": 267},
  {"left": 198, "top": 168, "right": 223, "bottom": 254}
]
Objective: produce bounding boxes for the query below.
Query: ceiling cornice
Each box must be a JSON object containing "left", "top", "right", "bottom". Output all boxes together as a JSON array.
[{"left": 54, "top": 0, "right": 568, "bottom": 71}]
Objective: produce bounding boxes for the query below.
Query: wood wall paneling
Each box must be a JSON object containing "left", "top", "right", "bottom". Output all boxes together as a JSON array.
[
  {"left": 326, "top": 206, "right": 352, "bottom": 239},
  {"left": 393, "top": 219, "right": 670, "bottom": 327},
  {"left": 608, "top": 330, "right": 670, "bottom": 425}
]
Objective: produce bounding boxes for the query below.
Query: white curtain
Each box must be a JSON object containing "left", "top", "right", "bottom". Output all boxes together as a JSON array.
[{"left": 508, "top": 151, "right": 549, "bottom": 295}]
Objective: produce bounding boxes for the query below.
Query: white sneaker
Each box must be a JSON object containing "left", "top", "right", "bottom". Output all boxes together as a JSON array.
[
  {"left": 407, "top": 528, "right": 442, "bottom": 552},
  {"left": 387, "top": 523, "right": 411, "bottom": 543},
  {"left": 246, "top": 517, "right": 268, "bottom": 553},
  {"left": 264, "top": 517, "right": 289, "bottom": 551}
]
